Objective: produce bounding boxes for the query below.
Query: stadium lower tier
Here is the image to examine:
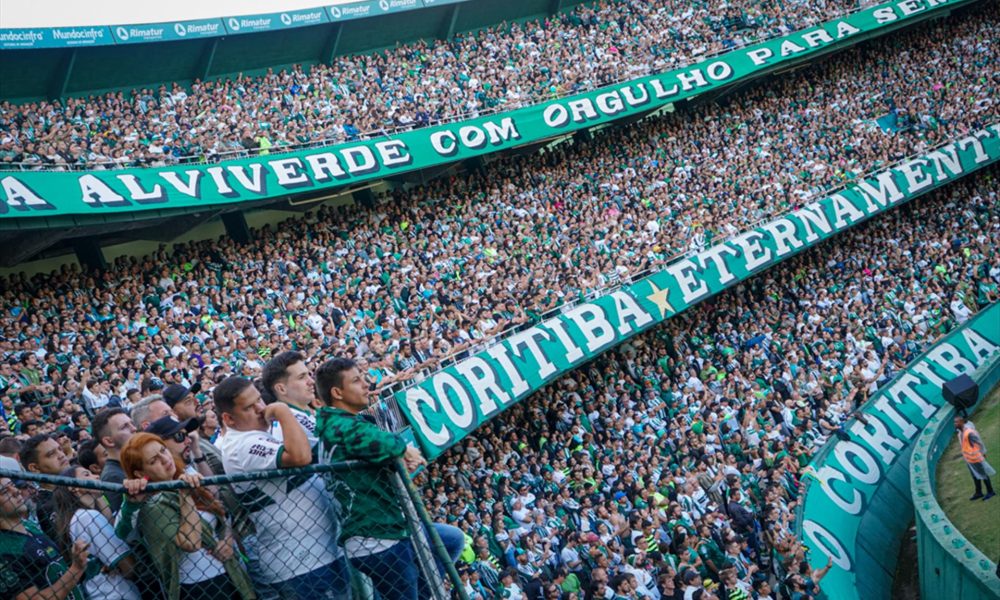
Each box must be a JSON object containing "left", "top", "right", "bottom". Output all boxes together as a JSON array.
[{"left": 416, "top": 164, "right": 1000, "bottom": 600}]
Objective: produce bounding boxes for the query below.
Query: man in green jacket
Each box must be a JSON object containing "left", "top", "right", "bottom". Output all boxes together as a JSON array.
[{"left": 314, "top": 357, "right": 464, "bottom": 600}]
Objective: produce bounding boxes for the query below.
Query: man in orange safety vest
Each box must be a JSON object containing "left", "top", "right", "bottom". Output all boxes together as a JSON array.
[{"left": 955, "top": 414, "right": 995, "bottom": 501}]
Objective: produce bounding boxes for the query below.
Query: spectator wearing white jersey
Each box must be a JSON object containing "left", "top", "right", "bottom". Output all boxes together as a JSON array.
[{"left": 215, "top": 376, "right": 350, "bottom": 600}]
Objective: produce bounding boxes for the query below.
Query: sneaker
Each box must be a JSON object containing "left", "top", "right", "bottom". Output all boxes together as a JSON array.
[
  {"left": 970, "top": 493, "right": 984, "bottom": 500},
  {"left": 983, "top": 492, "right": 996, "bottom": 501}
]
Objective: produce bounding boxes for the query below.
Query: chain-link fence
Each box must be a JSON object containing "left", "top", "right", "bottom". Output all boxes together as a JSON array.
[{"left": 0, "top": 460, "right": 466, "bottom": 600}]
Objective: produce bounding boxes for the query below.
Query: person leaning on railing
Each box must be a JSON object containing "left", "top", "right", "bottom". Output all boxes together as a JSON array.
[
  {"left": 0, "top": 475, "right": 89, "bottom": 600},
  {"left": 52, "top": 465, "right": 141, "bottom": 600},
  {"left": 313, "top": 357, "right": 465, "bottom": 599},
  {"left": 213, "top": 374, "right": 350, "bottom": 600},
  {"left": 119, "top": 432, "right": 256, "bottom": 600}
]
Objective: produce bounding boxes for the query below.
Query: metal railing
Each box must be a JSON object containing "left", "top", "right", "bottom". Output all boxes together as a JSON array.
[
  {"left": 0, "top": 5, "right": 870, "bottom": 172},
  {"left": 0, "top": 460, "right": 467, "bottom": 600}
]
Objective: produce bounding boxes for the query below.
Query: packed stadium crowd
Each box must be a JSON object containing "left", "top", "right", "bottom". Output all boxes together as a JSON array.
[
  {"left": 2, "top": 0, "right": 896, "bottom": 169},
  {"left": 417, "top": 169, "right": 1000, "bottom": 599},
  {"left": 0, "top": 6, "right": 996, "bottom": 403},
  {"left": 1, "top": 161, "right": 996, "bottom": 600},
  {"left": 1, "top": 0, "right": 999, "bottom": 598}
]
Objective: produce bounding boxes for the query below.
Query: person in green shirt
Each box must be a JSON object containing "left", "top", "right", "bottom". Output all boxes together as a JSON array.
[
  {"left": 0, "top": 476, "right": 89, "bottom": 600},
  {"left": 313, "top": 357, "right": 464, "bottom": 600}
]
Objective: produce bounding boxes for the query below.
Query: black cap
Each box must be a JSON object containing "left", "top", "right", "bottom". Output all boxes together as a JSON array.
[
  {"left": 162, "top": 383, "right": 201, "bottom": 407},
  {"left": 144, "top": 416, "right": 199, "bottom": 438}
]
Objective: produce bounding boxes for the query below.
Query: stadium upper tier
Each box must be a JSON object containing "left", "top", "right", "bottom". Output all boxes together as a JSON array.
[
  {"left": 1, "top": 6, "right": 996, "bottom": 401},
  {"left": 0, "top": 0, "right": 884, "bottom": 170}
]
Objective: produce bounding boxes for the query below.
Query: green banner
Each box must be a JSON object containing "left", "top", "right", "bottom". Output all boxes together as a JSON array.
[
  {"left": 0, "top": 0, "right": 973, "bottom": 217},
  {"left": 797, "top": 302, "right": 1000, "bottom": 600},
  {"left": 392, "top": 125, "right": 1000, "bottom": 459}
]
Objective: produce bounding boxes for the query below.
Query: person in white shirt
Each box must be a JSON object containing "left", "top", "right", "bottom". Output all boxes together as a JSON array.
[
  {"left": 215, "top": 376, "right": 350, "bottom": 600},
  {"left": 260, "top": 351, "right": 319, "bottom": 447},
  {"left": 54, "top": 466, "right": 140, "bottom": 600}
]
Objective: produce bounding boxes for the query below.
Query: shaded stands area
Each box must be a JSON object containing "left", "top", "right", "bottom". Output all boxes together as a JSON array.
[{"left": 1, "top": 0, "right": 590, "bottom": 102}]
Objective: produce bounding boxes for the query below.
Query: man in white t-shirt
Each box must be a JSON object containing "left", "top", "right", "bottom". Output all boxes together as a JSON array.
[
  {"left": 260, "top": 351, "right": 319, "bottom": 447},
  {"left": 215, "top": 376, "right": 349, "bottom": 600}
]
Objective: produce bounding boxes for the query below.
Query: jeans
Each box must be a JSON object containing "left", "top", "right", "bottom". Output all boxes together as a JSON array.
[
  {"left": 261, "top": 557, "right": 352, "bottom": 600},
  {"left": 349, "top": 523, "right": 465, "bottom": 600}
]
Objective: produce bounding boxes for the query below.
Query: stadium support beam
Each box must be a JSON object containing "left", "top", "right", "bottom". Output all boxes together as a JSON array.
[
  {"left": 444, "top": 5, "right": 461, "bottom": 40},
  {"left": 549, "top": 0, "right": 563, "bottom": 16},
  {"left": 352, "top": 187, "right": 376, "bottom": 209},
  {"left": 73, "top": 237, "right": 107, "bottom": 272},
  {"left": 221, "top": 211, "right": 251, "bottom": 245},
  {"left": 50, "top": 49, "right": 77, "bottom": 100},
  {"left": 321, "top": 23, "right": 344, "bottom": 65},
  {"left": 198, "top": 39, "right": 219, "bottom": 80},
  {"left": 0, "top": 230, "right": 70, "bottom": 267}
]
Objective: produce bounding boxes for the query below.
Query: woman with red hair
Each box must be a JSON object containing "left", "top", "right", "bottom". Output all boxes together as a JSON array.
[{"left": 120, "top": 432, "right": 255, "bottom": 600}]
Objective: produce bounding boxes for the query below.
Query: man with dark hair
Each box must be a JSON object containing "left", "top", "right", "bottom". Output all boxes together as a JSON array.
[
  {"left": 313, "top": 357, "right": 464, "bottom": 599},
  {"left": 215, "top": 376, "right": 349, "bottom": 599},
  {"left": 77, "top": 438, "right": 107, "bottom": 477},
  {"left": 92, "top": 407, "right": 137, "bottom": 512},
  {"left": 19, "top": 434, "right": 69, "bottom": 540},
  {"left": 0, "top": 476, "right": 89, "bottom": 600},
  {"left": 261, "top": 351, "right": 320, "bottom": 446}
]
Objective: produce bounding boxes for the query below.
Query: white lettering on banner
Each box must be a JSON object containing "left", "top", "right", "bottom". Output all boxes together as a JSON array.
[
  {"left": 730, "top": 231, "right": 772, "bottom": 271},
  {"left": 664, "top": 258, "right": 709, "bottom": 304},
  {"left": 854, "top": 171, "right": 904, "bottom": 212},
  {"left": 926, "top": 343, "right": 976, "bottom": 374},
  {"left": 897, "top": 158, "right": 934, "bottom": 194},
  {"left": 760, "top": 217, "right": 804, "bottom": 257},
  {"left": 924, "top": 145, "right": 964, "bottom": 181},
  {"left": 698, "top": 244, "right": 739, "bottom": 285},
  {"left": 508, "top": 328, "right": 557, "bottom": 379},
  {"left": 610, "top": 291, "right": 654, "bottom": 336},
  {"left": 791, "top": 203, "right": 833, "bottom": 243},
  {"left": 485, "top": 344, "right": 529, "bottom": 398},
  {"left": 963, "top": 329, "right": 1000, "bottom": 361},
  {"left": 79, "top": 174, "right": 127, "bottom": 206},
  {"left": 159, "top": 171, "right": 202, "bottom": 197},
  {"left": 834, "top": 441, "right": 881, "bottom": 485},
  {"left": 205, "top": 167, "right": 235, "bottom": 196},
  {"left": 815, "top": 465, "right": 863, "bottom": 513},
  {"left": 304, "top": 152, "right": 348, "bottom": 181},
  {"left": 374, "top": 140, "right": 412, "bottom": 167},
  {"left": 835, "top": 21, "right": 861, "bottom": 38},
  {"left": 271, "top": 158, "right": 310, "bottom": 187},
  {"left": 884, "top": 372, "right": 938, "bottom": 418},
  {"left": 403, "top": 388, "right": 450, "bottom": 447},
  {"left": 453, "top": 357, "right": 509, "bottom": 416},
  {"left": 432, "top": 373, "right": 474, "bottom": 429},
  {"left": 828, "top": 193, "right": 866, "bottom": 229},
  {"left": 543, "top": 319, "right": 585, "bottom": 364},
  {"left": 565, "top": 304, "right": 616, "bottom": 354},
  {"left": 0, "top": 177, "right": 53, "bottom": 211},
  {"left": 956, "top": 131, "right": 991, "bottom": 164},
  {"left": 803, "top": 521, "right": 852, "bottom": 570},
  {"left": 430, "top": 118, "right": 521, "bottom": 154},
  {"left": 849, "top": 415, "right": 905, "bottom": 464},
  {"left": 226, "top": 164, "right": 267, "bottom": 194},
  {"left": 870, "top": 394, "right": 919, "bottom": 439},
  {"left": 117, "top": 175, "right": 166, "bottom": 203},
  {"left": 341, "top": 147, "right": 377, "bottom": 175}
]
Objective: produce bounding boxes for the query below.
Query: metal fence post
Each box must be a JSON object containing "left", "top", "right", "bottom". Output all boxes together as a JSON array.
[{"left": 392, "top": 459, "right": 470, "bottom": 600}]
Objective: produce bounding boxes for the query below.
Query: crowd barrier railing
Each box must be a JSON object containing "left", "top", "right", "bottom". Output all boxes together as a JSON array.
[{"left": 0, "top": 459, "right": 468, "bottom": 600}]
